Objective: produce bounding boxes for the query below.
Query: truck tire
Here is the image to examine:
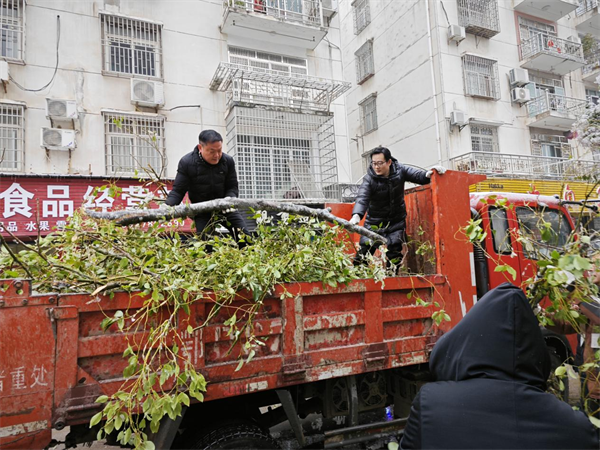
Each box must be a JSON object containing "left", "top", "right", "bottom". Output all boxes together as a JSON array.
[{"left": 188, "top": 422, "right": 280, "bottom": 450}]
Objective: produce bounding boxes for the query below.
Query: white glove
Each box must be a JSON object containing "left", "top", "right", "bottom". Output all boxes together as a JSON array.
[
  {"left": 426, "top": 165, "right": 447, "bottom": 178},
  {"left": 349, "top": 214, "right": 361, "bottom": 225}
]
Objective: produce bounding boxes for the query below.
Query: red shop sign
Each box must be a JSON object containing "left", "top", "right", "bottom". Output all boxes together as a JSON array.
[{"left": 0, "top": 175, "right": 193, "bottom": 240}]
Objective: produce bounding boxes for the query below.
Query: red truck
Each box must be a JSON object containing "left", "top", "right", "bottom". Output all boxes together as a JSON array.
[{"left": 0, "top": 171, "right": 581, "bottom": 450}]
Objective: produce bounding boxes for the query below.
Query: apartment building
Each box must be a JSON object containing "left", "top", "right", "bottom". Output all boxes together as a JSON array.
[
  {"left": 338, "top": 0, "right": 600, "bottom": 197},
  {"left": 0, "top": 0, "right": 351, "bottom": 238}
]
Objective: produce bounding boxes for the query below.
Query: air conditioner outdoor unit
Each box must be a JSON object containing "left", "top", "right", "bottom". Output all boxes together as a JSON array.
[
  {"left": 509, "top": 68, "right": 529, "bottom": 87},
  {"left": 40, "top": 128, "right": 76, "bottom": 151},
  {"left": 567, "top": 35, "right": 582, "bottom": 44},
  {"left": 448, "top": 24, "right": 466, "bottom": 43},
  {"left": 130, "top": 79, "right": 165, "bottom": 107},
  {"left": 46, "top": 98, "right": 78, "bottom": 120},
  {"left": 450, "top": 110, "right": 468, "bottom": 127},
  {"left": 511, "top": 87, "right": 531, "bottom": 104},
  {"left": 591, "top": 95, "right": 600, "bottom": 105}
]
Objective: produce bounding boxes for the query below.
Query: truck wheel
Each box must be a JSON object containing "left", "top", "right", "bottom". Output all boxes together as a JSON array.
[{"left": 188, "top": 422, "right": 280, "bottom": 450}]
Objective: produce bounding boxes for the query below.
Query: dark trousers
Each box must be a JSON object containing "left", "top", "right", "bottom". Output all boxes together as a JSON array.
[
  {"left": 354, "top": 226, "right": 406, "bottom": 266},
  {"left": 194, "top": 211, "right": 249, "bottom": 244}
]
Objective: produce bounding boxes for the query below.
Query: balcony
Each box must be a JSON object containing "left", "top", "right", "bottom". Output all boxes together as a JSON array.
[
  {"left": 209, "top": 62, "right": 350, "bottom": 113},
  {"left": 526, "top": 93, "right": 587, "bottom": 131},
  {"left": 575, "top": 0, "right": 600, "bottom": 37},
  {"left": 514, "top": 0, "right": 578, "bottom": 22},
  {"left": 520, "top": 33, "right": 585, "bottom": 75},
  {"left": 583, "top": 50, "right": 600, "bottom": 82},
  {"left": 221, "top": 0, "right": 327, "bottom": 50},
  {"left": 450, "top": 151, "right": 600, "bottom": 180},
  {"left": 457, "top": 0, "right": 500, "bottom": 38}
]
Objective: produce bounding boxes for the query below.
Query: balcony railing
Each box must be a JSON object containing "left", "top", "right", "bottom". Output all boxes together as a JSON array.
[
  {"left": 457, "top": 0, "right": 500, "bottom": 38},
  {"left": 526, "top": 92, "right": 587, "bottom": 118},
  {"left": 520, "top": 33, "right": 584, "bottom": 62},
  {"left": 209, "top": 62, "right": 350, "bottom": 112},
  {"left": 224, "top": 0, "right": 324, "bottom": 28},
  {"left": 451, "top": 151, "right": 600, "bottom": 179},
  {"left": 576, "top": 0, "right": 598, "bottom": 15}
]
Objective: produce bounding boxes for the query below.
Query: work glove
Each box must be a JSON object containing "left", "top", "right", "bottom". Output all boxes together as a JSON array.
[
  {"left": 349, "top": 214, "right": 361, "bottom": 225},
  {"left": 426, "top": 165, "right": 447, "bottom": 178}
]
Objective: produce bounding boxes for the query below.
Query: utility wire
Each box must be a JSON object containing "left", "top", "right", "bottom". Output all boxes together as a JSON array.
[{"left": 10, "top": 15, "right": 60, "bottom": 92}]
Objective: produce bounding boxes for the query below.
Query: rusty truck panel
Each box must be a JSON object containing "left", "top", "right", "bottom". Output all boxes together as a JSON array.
[{"left": 0, "top": 171, "right": 482, "bottom": 449}]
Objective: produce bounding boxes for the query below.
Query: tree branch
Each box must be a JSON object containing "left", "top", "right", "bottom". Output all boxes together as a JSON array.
[{"left": 85, "top": 198, "right": 386, "bottom": 244}]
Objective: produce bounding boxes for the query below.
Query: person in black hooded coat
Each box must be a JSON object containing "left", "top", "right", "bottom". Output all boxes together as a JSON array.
[
  {"left": 350, "top": 147, "right": 445, "bottom": 266},
  {"left": 400, "top": 283, "right": 599, "bottom": 449}
]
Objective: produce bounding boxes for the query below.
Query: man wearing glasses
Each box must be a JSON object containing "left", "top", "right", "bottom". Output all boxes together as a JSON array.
[
  {"left": 350, "top": 146, "right": 445, "bottom": 266},
  {"left": 166, "top": 129, "right": 249, "bottom": 241}
]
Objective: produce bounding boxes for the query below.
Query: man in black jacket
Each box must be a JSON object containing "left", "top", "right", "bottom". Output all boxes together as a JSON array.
[
  {"left": 350, "top": 147, "right": 445, "bottom": 266},
  {"left": 400, "top": 283, "right": 599, "bottom": 449},
  {"left": 166, "top": 130, "right": 249, "bottom": 241}
]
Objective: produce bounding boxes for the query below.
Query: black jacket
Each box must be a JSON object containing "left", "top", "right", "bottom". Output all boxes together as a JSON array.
[
  {"left": 166, "top": 146, "right": 239, "bottom": 206},
  {"left": 400, "top": 283, "right": 599, "bottom": 449},
  {"left": 352, "top": 159, "right": 429, "bottom": 228}
]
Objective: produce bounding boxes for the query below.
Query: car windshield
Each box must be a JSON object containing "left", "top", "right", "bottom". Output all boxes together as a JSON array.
[{"left": 515, "top": 207, "right": 572, "bottom": 259}]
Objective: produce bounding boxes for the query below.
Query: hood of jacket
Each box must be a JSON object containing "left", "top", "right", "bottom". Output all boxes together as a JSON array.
[{"left": 429, "top": 283, "right": 550, "bottom": 390}]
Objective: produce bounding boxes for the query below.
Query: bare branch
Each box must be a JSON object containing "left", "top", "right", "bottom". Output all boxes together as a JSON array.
[{"left": 85, "top": 198, "right": 387, "bottom": 244}]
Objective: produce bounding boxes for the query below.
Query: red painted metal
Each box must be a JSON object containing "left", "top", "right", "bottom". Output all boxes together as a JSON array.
[{"left": 0, "top": 171, "right": 483, "bottom": 449}]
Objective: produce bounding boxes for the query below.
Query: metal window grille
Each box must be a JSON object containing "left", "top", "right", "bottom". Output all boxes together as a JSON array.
[
  {"left": 226, "top": 106, "right": 338, "bottom": 202},
  {"left": 352, "top": 0, "right": 370, "bottom": 35},
  {"left": 457, "top": 0, "right": 500, "bottom": 38},
  {"left": 101, "top": 14, "right": 162, "bottom": 78},
  {"left": 577, "top": 0, "right": 598, "bottom": 16},
  {"left": 360, "top": 95, "right": 377, "bottom": 134},
  {"left": 0, "top": 0, "right": 23, "bottom": 61},
  {"left": 228, "top": 46, "right": 308, "bottom": 76},
  {"left": 470, "top": 125, "right": 498, "bottom": 152},
  {"left": 226, "top": 0, "right": 323, "bottom": 28},
  {"left": 462, "top": 55, "right": 500, "bottom": 100},
  {"left": 104, "top": 113, "right": 165, "bottom": 176},
  {"left": 355, "top": 40, "right": 374, "bottom": 84},
  {"left": 0, "top": 103, "right": 24, "bottom": 172}
]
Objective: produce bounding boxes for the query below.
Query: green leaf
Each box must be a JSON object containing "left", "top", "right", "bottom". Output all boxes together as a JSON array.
[
  {"left": 235, "top": 359, "right": 244, "bottom": 372},
  {"left": 143, "top": 440, "right": 156, "bottom": 450},
  {"left": 90, "top": 411, "right": 103, "bottom": 428},
  {"left": 96, "top": 395, "right": 109, "bottom": 404},
  {"left": 555, "top": 365, "right": 567, "bottom": 377}
]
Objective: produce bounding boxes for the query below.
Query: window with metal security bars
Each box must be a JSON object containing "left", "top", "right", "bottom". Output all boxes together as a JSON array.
[
  {"left": 355, "top": 40, "right": 374, "bottom": 84},
  {"left": 360, "top": 94, "right": 377, "bottom": 134},
  {"left": 462, "top": 55, "right": 499, "bottom": 100},
  {"left": 470, "top": 125, "right": 498, "bottom": 152},
  {"left": 101, "top": 14, "right": 162, "bottom": 79},
  {"left": 228, "top": 47, "right": 308, "bottom": 76},
  {"left": 0, "top": 103, "right": 24, "bottom": 172},
  {"left": 104, "top": 113, "right": 165, "bottom": 176},
  {"left": 457, "top": 0, "right": 500, "bottom": 38},
  {"left": 352, "top": 0, "right": 370, "bottom": 35},
  {"left": 226, "top": 107, "right": 338, "bottom": 201},
  {"left": 1, "top": 0, "right": 23, "bottom": 61}
]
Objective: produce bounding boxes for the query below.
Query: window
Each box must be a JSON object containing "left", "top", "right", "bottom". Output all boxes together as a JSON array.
[
  {"left": 104, "top": 113, "right": 165, "bottom": 175},
  {"left": 101, "top": 14, "right": 162, "bottom": 78},
  {"left": 236, "top": 135, "right": 311, "bottom": 199},
  {"left": 0, "top": 103, "right": 24, "bottom": 172},
  {"left": 471, "top": 125, "right": 498, "bottom": 152},
  {"left": 457, "top": 0, "right": 500, "bottom": 38},
  {"left": 359, "top": 94, "right": 377, "bottom": 134},
  {"left": 489, "top": 207, "right": 511, "bottom": 254},
  {"left": 228, "top": 47, "right": 308, "bottom": 75},
  {"left": 516, "top": 207, "right": 572, "bottom": 259},
  {"left": 352, "top": 0, "right": 370, "bottom": 35},
  {"left": 462, "top": 55, "right": 499, "bottom": 99},
  {"left": 355, "top": 40, "right": 374, "bottom": 84},
  {"left": 0, "top": 0, "right": 23, "bottom": 61}
]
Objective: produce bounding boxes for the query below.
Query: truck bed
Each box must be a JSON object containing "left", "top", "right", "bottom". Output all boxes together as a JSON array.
[{"left": 0, "top": 171, "right": 481, "bottom": 449}]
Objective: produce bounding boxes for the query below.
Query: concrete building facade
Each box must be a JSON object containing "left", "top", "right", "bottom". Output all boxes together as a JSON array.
[
  {"left": 0, "top": 0, "right": 351, "bottom": 203},
  {"left": 338, "top": 0, "right": 600, "bottom": 185}
]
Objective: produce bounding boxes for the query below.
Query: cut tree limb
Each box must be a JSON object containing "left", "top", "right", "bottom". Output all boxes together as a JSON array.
[{"left": 85, "top": 198, "right": 386, "bottom": 244}]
